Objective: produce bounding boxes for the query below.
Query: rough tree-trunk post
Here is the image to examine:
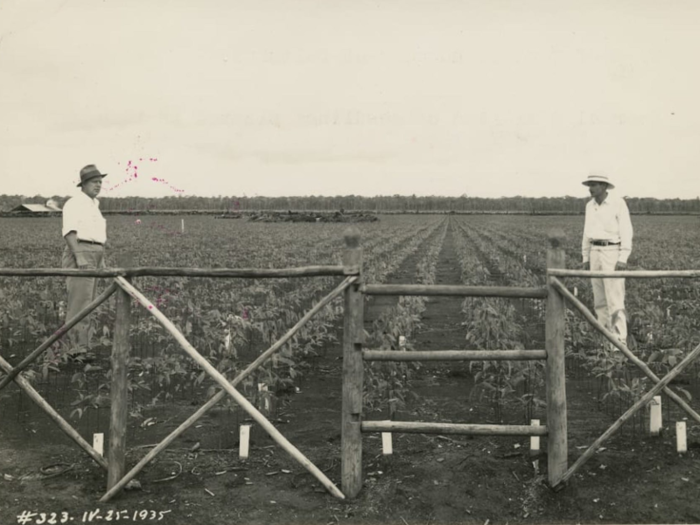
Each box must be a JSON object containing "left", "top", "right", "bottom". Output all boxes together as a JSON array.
[
  {"left": 546, "top": 229, "right": 568, "bottom": 487},
  {"left": 341, "top": 227, "right": 364, "bottom": 498},
  {"left": 107, "top": 252, "right": 133, "bottom": 491}
]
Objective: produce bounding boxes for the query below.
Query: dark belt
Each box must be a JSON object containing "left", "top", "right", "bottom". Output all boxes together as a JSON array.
[
  {"left": 591, "top": 240, "right": 620, "bottom": 247},
  {"left": 78, "top": 240, "right": 104, "bottom": 246}
]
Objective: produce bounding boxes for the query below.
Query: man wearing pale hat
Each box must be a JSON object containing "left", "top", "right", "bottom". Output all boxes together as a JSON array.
[
  {"left": 581, "top": 173, "right": 633, "bottom": 347},
  {"left": 61, "top": 165, "right": 108, "bottom": 351}
]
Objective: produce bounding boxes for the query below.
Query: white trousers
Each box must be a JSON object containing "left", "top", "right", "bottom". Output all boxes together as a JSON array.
[{"left": 590, "top": 247, "right": 627, "bottom": 342}]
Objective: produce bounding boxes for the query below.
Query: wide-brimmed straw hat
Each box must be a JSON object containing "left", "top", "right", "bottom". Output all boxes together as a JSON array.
[
  {"left": 582, "top": 173, "right": 614, "bottom": 189},
  {"left": 77, "top": 164, "right": 108, "bottom": 187}
]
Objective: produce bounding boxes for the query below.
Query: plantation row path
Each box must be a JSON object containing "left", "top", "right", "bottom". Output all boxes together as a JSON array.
[
  {"left": 403, "top": 219, "right": 482, "bottom": 424},
  {"left": 412, "top": 218, "right": 466, "bottom": 353}
]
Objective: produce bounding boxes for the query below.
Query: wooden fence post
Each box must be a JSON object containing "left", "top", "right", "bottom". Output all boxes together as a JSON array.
[
  {"left": 341, "top": 227, "right": 364, "bottom": 498},
  {"left": 107, "top": 252, "right": 133, "bottom": 491},
  {"left": 546, "top": 230, "right": 568, "bottom": 487}
]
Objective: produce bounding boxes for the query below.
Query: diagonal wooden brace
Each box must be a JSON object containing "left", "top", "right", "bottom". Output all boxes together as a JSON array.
[
  {"left": 550, "top": 276, "right": 700, "bottom": 424},
  {"left": 0, "top": 283, "right": 118, "bottom": 391},
  {"left": 0, "top": 355, "right": 108, "bottom": 470},
  {"left": 101, "top": 276, "right": 352, "bottom": 502},
  {"left": 553, "top": 340, "right": 700, "bottom": 489}
]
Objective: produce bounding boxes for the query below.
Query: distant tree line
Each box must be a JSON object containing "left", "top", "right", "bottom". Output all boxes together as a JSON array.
[{"left": 2, "top": 193, "right": 699, "bottom": 214}]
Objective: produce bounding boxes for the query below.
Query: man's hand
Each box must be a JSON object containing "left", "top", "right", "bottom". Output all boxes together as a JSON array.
[
  {"left": 615, "top": 261, "right": 627, "bottom": 271},
  {"left": 75, "top": 253, "right": 90, "bottom": 269}
]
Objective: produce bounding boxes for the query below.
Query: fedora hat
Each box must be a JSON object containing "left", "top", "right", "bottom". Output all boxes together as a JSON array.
[
  {"left": 582, "top": 173, "right": 614, "bottom": 189},
  {"left": 78, "top": 164, "right": 107, "bottom": 187}
]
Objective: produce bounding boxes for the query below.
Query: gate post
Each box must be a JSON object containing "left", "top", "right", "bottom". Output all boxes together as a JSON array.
[
  {"left": 546, "top": 230, "right": 568, "bottom": 486},
  {"left": 341, "top": 227, "right": 364, "bottom": 498},
  {"left": 107, "top": 252, "right": 134, "bottom": 491}
]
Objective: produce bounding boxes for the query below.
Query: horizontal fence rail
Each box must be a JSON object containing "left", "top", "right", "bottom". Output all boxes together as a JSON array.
[
  {"left": 549, "top": 269, "right": 700, "bottom": 278},
  {"left": 0, "top": 266, "right": 350, "bottom": 278},
  {"left": 362, "top": 284, "right": 547, "bottom": 299},
  {"left": 363, "top": 350, "right": 547, "bottom": 361},
  {"left": 362, "top": 421, "right": 548, "bottom": 436}
]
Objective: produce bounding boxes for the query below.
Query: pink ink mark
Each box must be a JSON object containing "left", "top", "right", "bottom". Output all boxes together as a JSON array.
[
  {"left": 150, "top": 176, "right": 184, "bottom": 193},
  {"left": 144, "top": 285, "right": 174, "bottom": 308},
  {"left": 148, "top": 305, "right": 154, "bottom": 310},
  {"left": 104, "top": 158, "right": 159, "bottom": 192}
]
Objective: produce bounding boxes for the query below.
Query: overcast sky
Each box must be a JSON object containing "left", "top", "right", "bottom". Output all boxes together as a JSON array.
[{"left": 1, "top": 0, "right": 699, "bottom": 199}]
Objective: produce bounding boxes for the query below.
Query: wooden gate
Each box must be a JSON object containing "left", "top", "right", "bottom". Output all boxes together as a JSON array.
[{"left": 340, "top": 229, "right": 567, "bottom": 497}]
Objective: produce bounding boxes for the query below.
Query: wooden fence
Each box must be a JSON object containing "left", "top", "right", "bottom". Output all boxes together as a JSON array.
[
  {"left": 0, "top": 227, "right": 699, "bottom": 500},
  {"left": 0, "top": 248, "right": 356, "bottom": 502}
]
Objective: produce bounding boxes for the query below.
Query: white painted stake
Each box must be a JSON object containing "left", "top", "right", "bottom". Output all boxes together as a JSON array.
[
  {"left": 382, "top": 432, "right": 393, "bottom": 455},
  {"left": 181, "top": 219, "right": 185, "bottom": 234},
  {"left": 93, "top": 433, "right": 104, "bottom": 457},
  {"left": 676, "top": 421, "right": 687, "bottom": 453},
  {"left": 398, "top": 336, "right": 406, "bottom": 350},
  {"left": 650, "top": 395, "right": 662, "bottom": 435},
  {"left": 573, "top": 286, "right": 578, "bottom": 297},
  {"left": 239, "top": 425, "right": 251, "bottom": 459},
  {"left": 530, "top": 420, "right": 540, "bottom": 451},
  {"left": 530, "top": 420, "right": 540, "bottom": 472},
  {"left": 258, "top": 383, "right": 270, "bottom": 411}
]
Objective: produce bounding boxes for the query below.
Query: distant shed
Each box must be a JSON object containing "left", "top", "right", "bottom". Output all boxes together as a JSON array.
[{"left": 10, "top": 203, "right": 62, "bottom": 214}]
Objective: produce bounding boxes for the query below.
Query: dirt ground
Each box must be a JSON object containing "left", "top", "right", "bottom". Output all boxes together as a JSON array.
[{"left": 2, "top": 223, "right": 700, "bottom": 525}]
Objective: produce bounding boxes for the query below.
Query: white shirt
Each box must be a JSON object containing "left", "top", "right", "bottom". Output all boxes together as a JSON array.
[
  {"left": 581, "top": 193, "right": 633, "bottom": 264},
  {"left": 62, "top": 191, "right": 107, "bottom": 244}
]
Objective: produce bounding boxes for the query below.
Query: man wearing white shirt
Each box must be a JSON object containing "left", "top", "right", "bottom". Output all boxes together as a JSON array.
[
  {"left": 62, "top": 165, "right": 108, "bottom": 350},
  {"left": 581, "top": 173, "right": 633, "bottom": 345}
]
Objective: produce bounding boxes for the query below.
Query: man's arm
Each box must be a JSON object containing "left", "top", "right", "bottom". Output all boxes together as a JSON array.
[
  {"left": 581, "top": 203, "right": 591, "bottom": 268},
  {"left": 64, "top": 232, "right": 89, "bottom": 269},
  {"left": 616, "top": 198, "right": 633, "bottom": 270}
]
